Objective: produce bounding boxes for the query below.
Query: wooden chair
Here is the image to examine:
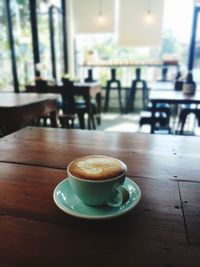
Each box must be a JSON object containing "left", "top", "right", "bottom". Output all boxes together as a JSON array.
[
  {"left": 177, "top": 73, "right": 197, "bottom": 134},
  {"left": 26, "top": 81, "right": 99, "bottom": 130},
  {"left": 139, "top": 99, "right": 171, "bottom": 132},
  {"left": 61, "top": 79, "right": 97, "bottom": 129},
  {"left": 35, "top": 79, "right": 48, "bottom": 92},
  {"left": 139, "top": 110, "right": 170, "bottom": 132},
  {"left": 26, "top": 83, "right": 73, "bottom": 128},
  {"left": 58, "top": 114, "right": 75, "bottom": 129},
  {"left": 177, "top": 104, "right": 200, "bottom": 134}
]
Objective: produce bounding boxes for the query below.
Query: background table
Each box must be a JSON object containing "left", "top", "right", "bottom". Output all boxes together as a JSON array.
[
  {"left": 150, "top": 81, "right": 200, "bottom": 91},
  {"left": 149, "top": 90, "right": 200, "bottom": 133},
  {"left": 26, "top": 82, "right": 102, "bottom": 129},
  {"left": 150, "top": 81, "right": 175, "bottom": 91},
  {"left": 0, "top": 127, "right": 200, "bottom": 266},
  {"left": 0, "top": 93, "right": 59, "bottom": 134}
]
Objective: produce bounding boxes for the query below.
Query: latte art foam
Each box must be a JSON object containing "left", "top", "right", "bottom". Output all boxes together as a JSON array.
[{"left": 68, "top": 155, "right": 127, "bottom": 180}]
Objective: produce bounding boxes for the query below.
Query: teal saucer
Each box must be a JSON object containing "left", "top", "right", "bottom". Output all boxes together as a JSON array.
[{"left": 53, "top": 177, "right": 141, "bottom": 220}]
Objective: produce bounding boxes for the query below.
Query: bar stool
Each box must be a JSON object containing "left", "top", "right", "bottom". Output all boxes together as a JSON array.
[
  {"left": 84, "top": 69, "right": 96, "bottom": 83},
  {"left": 158, "top": 67, "right": 169, "bottom": 82},
  {"left": 104, "top": 68, "right": 123, "bottom": 113},
  {"left": 127, "top": 68, "right": 148, "bottom": 112}
]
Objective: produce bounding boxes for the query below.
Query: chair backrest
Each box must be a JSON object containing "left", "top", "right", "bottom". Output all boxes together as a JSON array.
[
  {"left": 84, "top": 69, "right": 96, "bottom": 83},
  {"left": 25, "top": 85, "right": 38, "bottom": 92},
  {"left": 35, "top": 79, "right": 48, "bottom": 92},
  {"left": 26, "top": 80, "right": 48, "bottom": 93},
  {"left": 61, "top": 79, "right": 76, "bottom": 113},
  {"left": 26, "top": 84, "right": 60, "bottom": 94}
]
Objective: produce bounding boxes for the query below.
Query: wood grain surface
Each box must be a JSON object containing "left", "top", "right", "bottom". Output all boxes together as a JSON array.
[
  {"left": 0, "top": 127, "right": 200, "bottom": 266},
  {"left": 0, "top": 94, "right": 58, "bottom": 134},
  {"left": 0, "top": 127, "right": 200, "bottom": 181}
]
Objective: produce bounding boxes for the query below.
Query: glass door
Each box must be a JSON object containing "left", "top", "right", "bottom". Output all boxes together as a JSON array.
[
  {"left": 36, "top": 1, "right": 52, "bottom": 81},
  {"left": 11, "top": 0, "right": 34, "bottom": 90},
  {"left": 49, "top": 5, "right": 64, "bottom": 83},
  {"left": 193, "top": 7, "right": 200, "bottom": 83},
  {"left": 0, "top": 1, "right": 14, "bottom": 91},
  {"left": 188, "top": 5, "right": 200, "bottom": 83},
  {"left": 37, "top": 0, "right": 64, "bottom": 84}
]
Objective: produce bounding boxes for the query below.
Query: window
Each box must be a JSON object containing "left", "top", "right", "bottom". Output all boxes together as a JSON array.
[
  {"left": 11, "top": 0, "right": 34, "bottom": 90},
  {"left": 0, "top": 1, "right": 13, "bottom": 91}
]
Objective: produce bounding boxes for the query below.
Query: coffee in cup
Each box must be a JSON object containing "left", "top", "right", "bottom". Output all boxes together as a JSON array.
[{"left": 67, "top": 155, "right": 129, "bottom": 207}]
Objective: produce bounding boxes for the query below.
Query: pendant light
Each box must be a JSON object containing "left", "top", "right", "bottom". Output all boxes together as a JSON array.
[
  {"left": 145, "top": 0, "right": 153, "bottom": 24},
  {"left": 98, "top": 0, "right": 105, "bottom": 24}
]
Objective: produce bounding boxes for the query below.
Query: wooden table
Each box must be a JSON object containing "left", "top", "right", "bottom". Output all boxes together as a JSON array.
[
  {"left": 26, "top": 82, "right": 102, "bottom": 129},
  {"left": 149, "top": 90, "right": 200, "bottom": 133},
  {"left": 0, "top": 127, "right": 200, "bottom": 266},
  {"left": 150, "top": 81, "right": 175, "bottom": 91},
  {"left": 0, "top": 93, "right": 59, "bottom": 134},
  {"left": 150, "top": 81, "right": 200, "bottom": 91}
]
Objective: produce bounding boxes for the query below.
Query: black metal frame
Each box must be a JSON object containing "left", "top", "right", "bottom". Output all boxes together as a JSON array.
[
  {"left": 61, "top": 0, "right": 68, "bottom": 73},
  {"left": 49, "top": 5, "right": 57, "bottom": 81},
  {"left": 3, "top": 1, "right": 199, "bottom": 92},
  {"left": 5, "top": 0, "right": 19, "bottom": 93},
  {"left": 188, "top": 5, "right": 200, "bottom": 71},
  {"left": 49, "top": 2, "right": 68, "bottom": 81},
  {"left": 3, "top": 0, "right": 69, "bottom": 92},
  {"left": 29, "top": 0, "right": 40, "bottom": 75}
]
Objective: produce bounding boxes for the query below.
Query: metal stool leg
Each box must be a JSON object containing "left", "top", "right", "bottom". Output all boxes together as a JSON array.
[
  {"left": 117, "top": 81, "right": 123, "bottom": 113},
  {"left": 104, "top": 82, "right": 111, "bottom": 112}
]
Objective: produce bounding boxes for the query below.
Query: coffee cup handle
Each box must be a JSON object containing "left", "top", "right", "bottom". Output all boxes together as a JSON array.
[{"left": 107, "top": 184, "right": 129, "bottom": 208}]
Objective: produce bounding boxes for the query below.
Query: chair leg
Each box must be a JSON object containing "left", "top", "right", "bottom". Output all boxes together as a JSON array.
[
  {"left": 91, "top": 115, "right": 96, "bottom": 130},
  {"left": 87, "top": 115, "right": 96, "bottom": 130},
  {"left": 96, "top": 115, "right": 101, "bottom": 125},
  {"left": 71, "top": 118, "right": 75, "bottom": 129},
  {"left": 0, "top": 126, "right": 6, "bottom": 137},
  {"left": 179, "top": 112, "right": 187, "bottom": 134},
  {"left": 43, "top": 117, "right": 47, "bottom": 127},
  {"left": 117, "top": 85, "right": 123, "bottom": 113},
  {"left": 128, "top": 83, "right": 136, "bottom": 112},
  {"left": 104, "top": 84, "right": 110, "bottom": 112},
  {"left": 77, "top": 113, "right": 85, "bottom": 129},
  {"left": 142, "top": 82, "right": 148, "bottom": 109},
  {"left": 96, "top": 92, "right": 101, "bottom": 125},
  {"left": 195, "top": 111, "right": 200, "bottom": 127},
  {"left": 36, "top": 118, "right": 41, "bottom": 126},
  {"left": 59, "top": 114, "right": 75, "bottom": 129}
]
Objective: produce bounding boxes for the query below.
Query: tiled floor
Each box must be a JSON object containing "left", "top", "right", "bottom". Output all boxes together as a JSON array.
[
  {"left": 96, "top": 113, "right": 141, "bottom": 133},
  {"left": 96, "top": 112, "right": 200, "bottom": 136},
  {"left": 1, "top": 112, "right": 197, "bottom": 138}
]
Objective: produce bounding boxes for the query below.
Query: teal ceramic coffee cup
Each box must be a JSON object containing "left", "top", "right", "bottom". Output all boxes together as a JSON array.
[{"left": 67, "top": 155, "right": 130, "bottom": 207}]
